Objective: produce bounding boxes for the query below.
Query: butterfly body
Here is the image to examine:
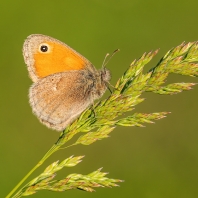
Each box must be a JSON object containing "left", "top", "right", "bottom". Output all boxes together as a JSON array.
[{"left": 23, "top": 34, "right": 110, "bottom": 131}]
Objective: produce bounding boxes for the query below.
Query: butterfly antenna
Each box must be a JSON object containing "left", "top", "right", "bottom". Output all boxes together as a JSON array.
[
  {"left": 102, "top": 49, "right": 120, "bottom": 69},
  {"left": 101, "top": 53, "right": 110, "bottom": 69}
]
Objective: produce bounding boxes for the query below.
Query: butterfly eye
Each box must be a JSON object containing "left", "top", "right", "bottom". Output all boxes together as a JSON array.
[{"left": 39, "top": 43, "right": 50, "bottom": 53}]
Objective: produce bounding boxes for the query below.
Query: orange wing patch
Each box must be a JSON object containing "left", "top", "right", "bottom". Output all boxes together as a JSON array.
[{"left": 34, "top": 41, "right": 87, "bottom": 78}]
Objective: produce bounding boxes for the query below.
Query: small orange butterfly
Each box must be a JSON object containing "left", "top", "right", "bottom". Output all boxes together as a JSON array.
[{"left": 23, "top": 34, "right": 111, "bottom": 131}]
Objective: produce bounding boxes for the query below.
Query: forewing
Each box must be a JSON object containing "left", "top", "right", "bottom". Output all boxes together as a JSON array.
[{"left": 23, "top": 34, "right": 96, "bottom": 82}]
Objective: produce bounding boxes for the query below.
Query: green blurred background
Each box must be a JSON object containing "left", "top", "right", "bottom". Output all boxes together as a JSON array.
[{"left": 1, "top": 0, "right": 198, "bottom": 197}]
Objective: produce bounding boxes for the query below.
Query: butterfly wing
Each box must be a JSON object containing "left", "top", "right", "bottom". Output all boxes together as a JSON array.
[
  {"left": 23, "top": 34, "right": 97, "bottom": 82},
  {"left": 29, "top": 71, "right": 93, "bottom": 131}
]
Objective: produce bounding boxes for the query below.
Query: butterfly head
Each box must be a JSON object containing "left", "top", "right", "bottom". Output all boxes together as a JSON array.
[{"left": 101, "top": 67, "right": 111, "bottom": 83}]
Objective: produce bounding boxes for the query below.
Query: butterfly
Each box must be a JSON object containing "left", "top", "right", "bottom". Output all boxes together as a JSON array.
[{"left": 23, "top": 34, "right": 111, "bottom": 131}]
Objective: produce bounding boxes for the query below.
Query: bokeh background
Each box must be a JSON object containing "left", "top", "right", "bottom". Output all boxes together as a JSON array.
[{"left": 1, "top": 0, "right": 198, "bottom": 197}]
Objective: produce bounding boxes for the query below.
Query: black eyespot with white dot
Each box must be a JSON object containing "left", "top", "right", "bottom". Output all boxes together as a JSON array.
[
  {"left": 40, "top": 45, "right": 48, "bottom": 52},
  {"left": 39, "top": 43, "right": 50, "bottom": 53}
]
